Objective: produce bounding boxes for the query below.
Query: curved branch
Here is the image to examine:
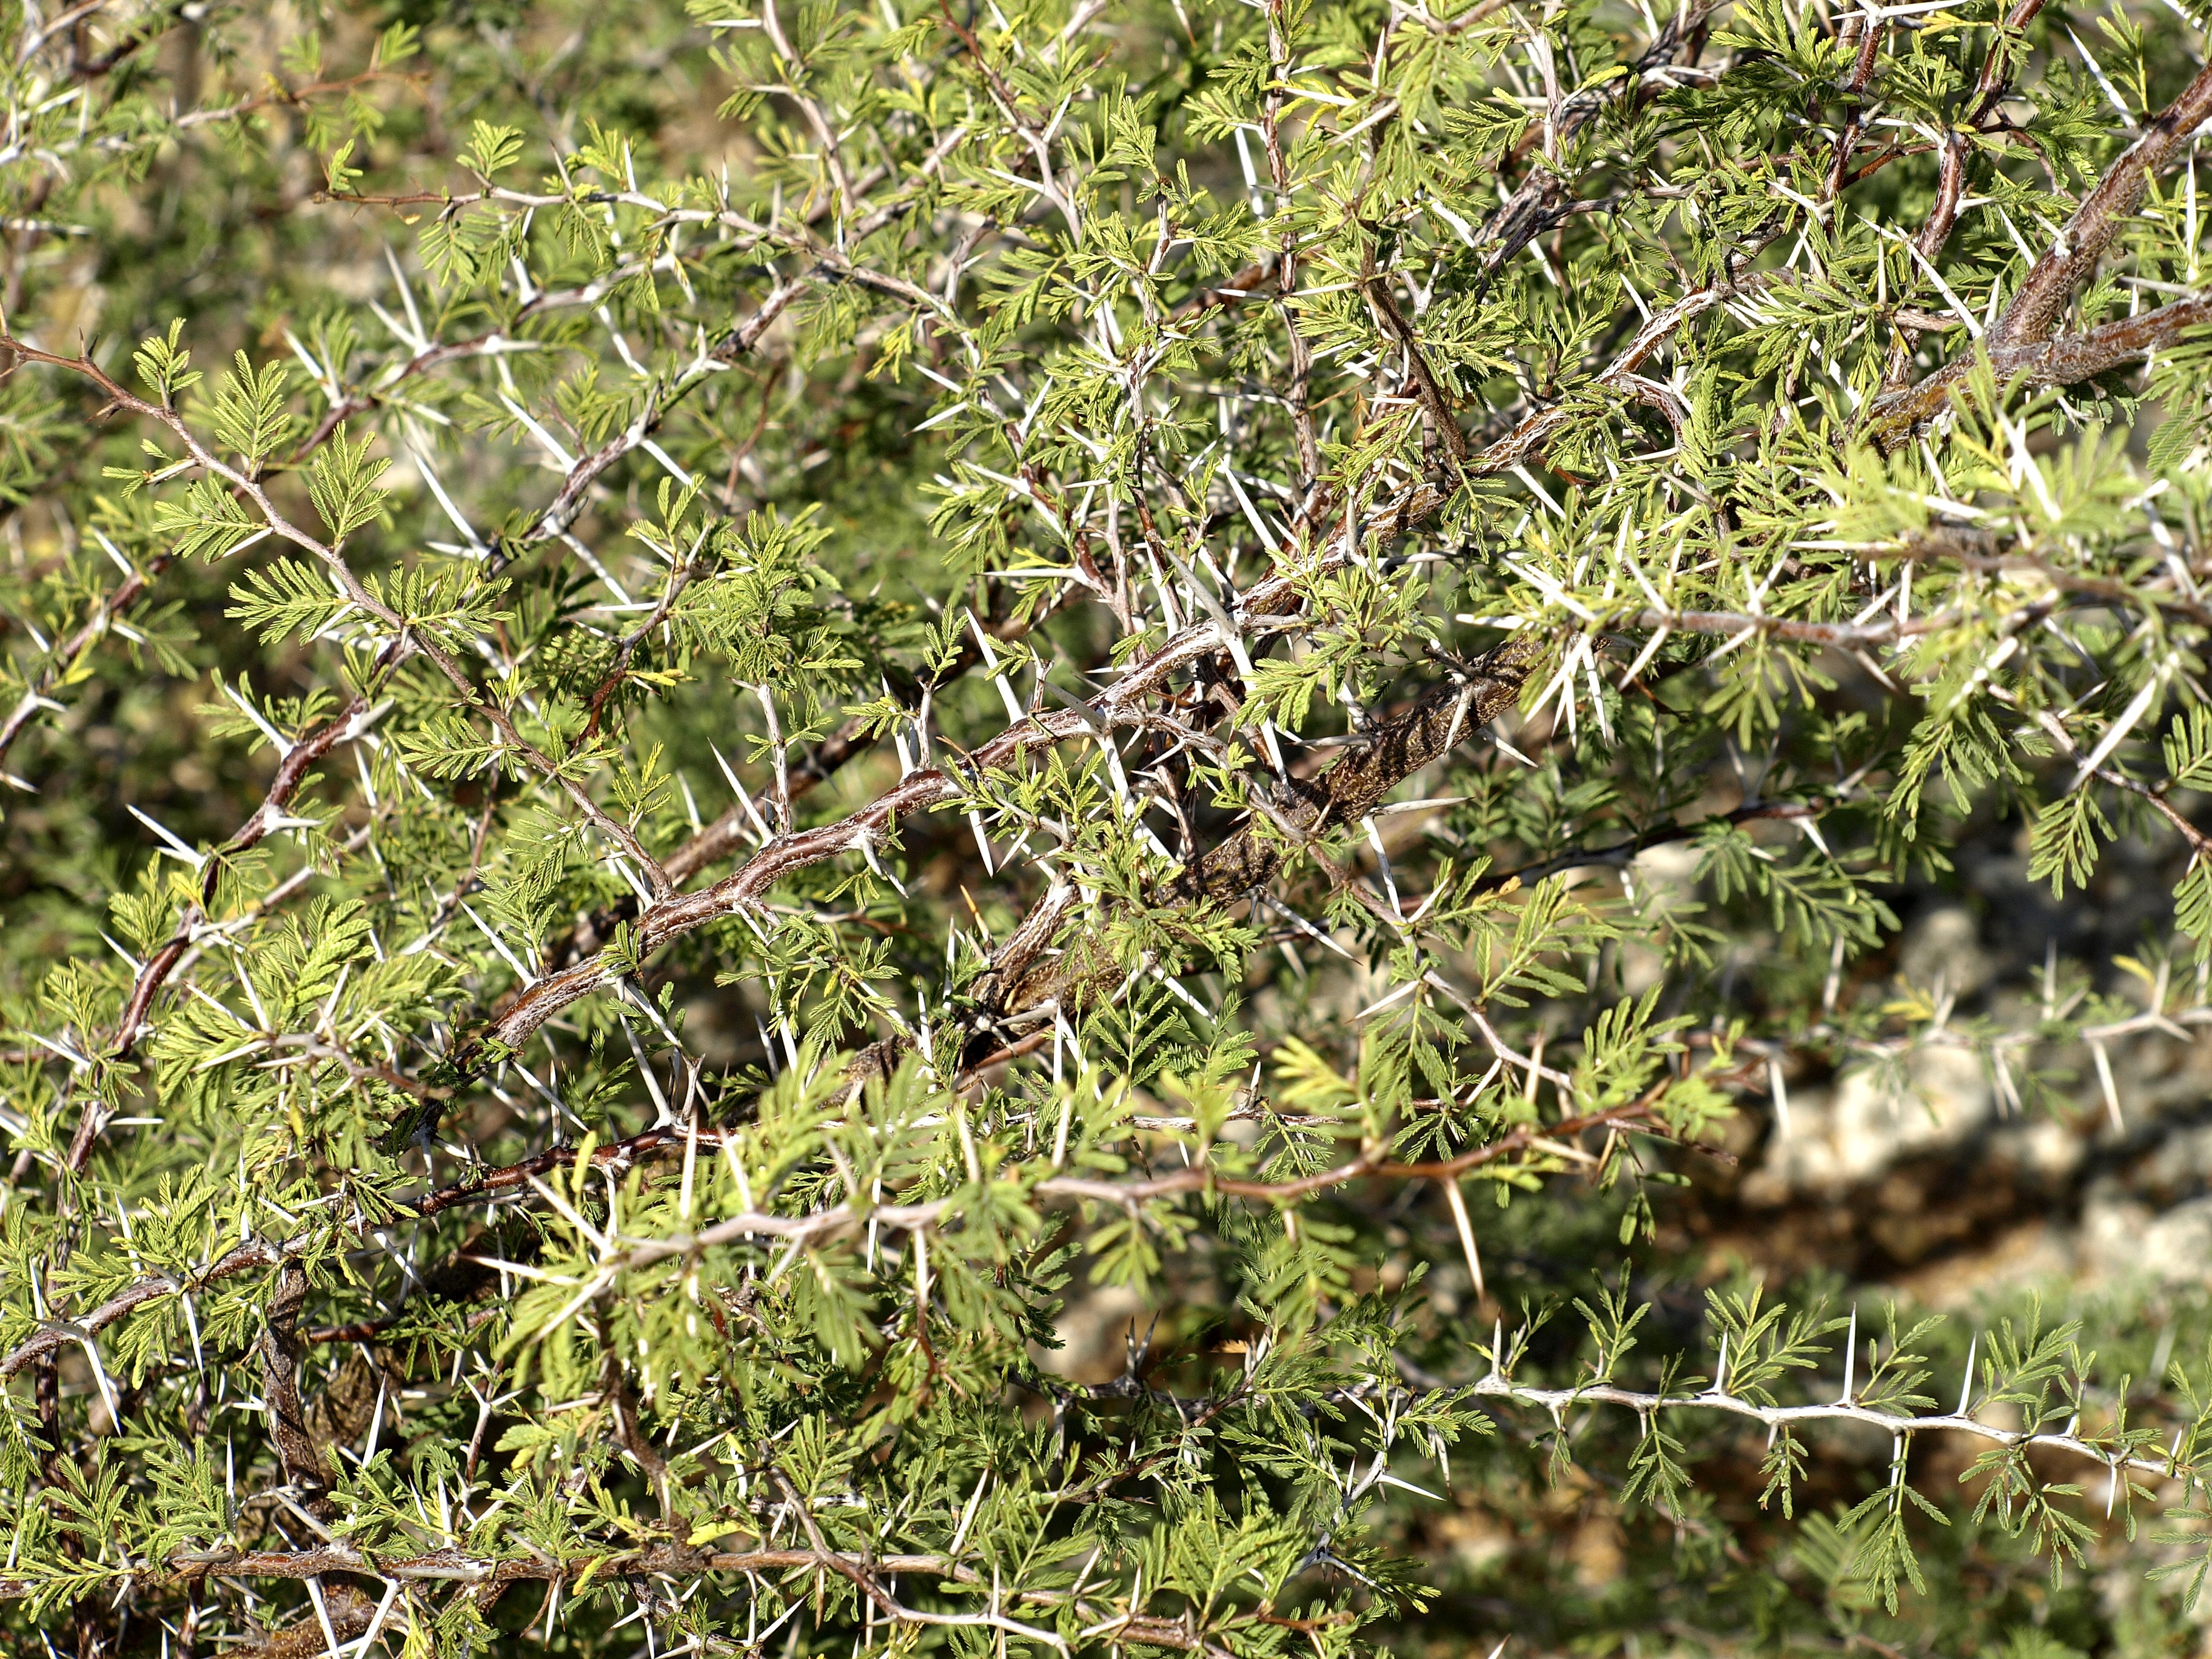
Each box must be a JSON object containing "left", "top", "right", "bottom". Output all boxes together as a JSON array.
[
  {"left": 60, "top": 687, "right": 394, "bottom": 1175},
  {"left": 1869, "top": 291, "right": 2212, "bottom": 446},
  {"left": 1992, "top": 60, "right": 2212, "bottom": 346}
]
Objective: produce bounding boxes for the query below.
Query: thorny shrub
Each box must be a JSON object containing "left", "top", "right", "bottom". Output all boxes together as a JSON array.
[{"left": 5, "top": 0, "right": 2212, "bottom": 1654}]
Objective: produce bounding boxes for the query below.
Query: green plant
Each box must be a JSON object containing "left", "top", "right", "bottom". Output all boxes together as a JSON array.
[{"left": 6, "top": 0, "right": 2212, "bottom": 1654}]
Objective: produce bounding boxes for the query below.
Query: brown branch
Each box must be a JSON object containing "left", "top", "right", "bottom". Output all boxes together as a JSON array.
[
  {"left": 1991, "top": 59, "right": 2212, "bottom": 346},
  {"left": 1866, "top": 290, "right": 2212, "bottom": 446},
  {"left": 858, "top": 637, "right": 1544, "bottom": 1081},
  {"left": 1915, "top": 131, "right": 1968, "bottom": 265},
  {"left": 0, "top": 1530, "right": 1252, "bottom": 1656},
  {"left": 477, "top": 711, "right": 1094, "bottom": 1062},
  {"left": 1824, "top": 10, "right": 1888, "bottom": 201},
  {"left": 2103, "top": 763, "right": 2212, "bottom": 857},
  {"left": 415, "top": 1121, "right": 743, "bottom": 1218},
  {"left": 252, "top": 1039, "right": 451, "bottom": 1111},
  {"left": 483, "top": 265, "right": 1743, "bottom": 1070},
  {"left": 256, "top": 1261, "right": 332, "bottom": 1506},
  {"left": 0, "top": 1085, "right": 1667, "bottom": 1382},
  {"left": 1968, "top": 0, "right": 2048, "bottom": 129},
  {"left": 1364, "top": 266, "right": 1470, "bottom": 464},
  {"left": 553, "top": 583, "right": 1070, "bottom": 974},
  {"left": 575, "top": 557, "right": 704, "bottom": 749},
  {"left": 1871, "top": 0, "right": 2040, "bottom": 303},
  {"left": 1997, "top": 691, "right": 2212, "bottom": 859}
]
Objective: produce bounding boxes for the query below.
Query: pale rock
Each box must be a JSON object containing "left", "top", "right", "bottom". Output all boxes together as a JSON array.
[
  {"left": 1897, "top": 905, "right": 1994, "bottom": 999},
  {"left": 2076, "top": 1187, "right": 2212, "bottom": 1286},
  {"left": 1036, "top": 1282, "right": 1147, "bottom": 1384},
  {"left": 1744, "top": 1044, "right": 1991, "bottom": 1199},
  {"left": 1988, "top": 1116, "right": 2086, "bottom": 1181},
  {"left": 2131, "top": 1121, "right": 2212, "bottom": 1193}
]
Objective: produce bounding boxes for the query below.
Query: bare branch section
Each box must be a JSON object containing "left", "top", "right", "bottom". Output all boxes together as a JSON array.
[
  {"left": 1994, "top": 60, "right": 2212, "bottom": 346},
  {"left": 1869, "top": 56, "right": 2212, "bottom": 440},
  {"left": 1869, "top": 290, "right": 2212, "bottom": 444}
]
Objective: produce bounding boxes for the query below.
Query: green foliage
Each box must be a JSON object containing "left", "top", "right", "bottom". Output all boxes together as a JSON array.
[{"left": 4, "top": 0, "right": 2212, "bottom": 1655}]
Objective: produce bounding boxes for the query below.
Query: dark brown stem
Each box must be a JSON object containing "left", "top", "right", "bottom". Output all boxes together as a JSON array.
[
  {"left": 1825, "top": 13, "right": 1887, "bottom": 201},
  {"left": 481, "top": 265, "right": 1740, "bottom": 1071},
  {"left": 1992, "top": 60, "right": 2212, "bottom": 346},
  {"left": 1868, "top": 291, "right": 2212, "bottom": 446},
  {"left": 1472, "top": 4, "right": 1715, "bottom": 294},
  {"left": 256, "top": 1261, "right": 331, "bottom": 1506},
  {"left": 416, "top": 1121, "right": 742, "bottom": 1218},
  {"left": 1915, "top": 131, "right": 1968, "bottom": 264},
  {"left": 1364, "top": 266, "right": 1470, "bottom": 464},
  {"left": 575, "top": 559, "right": 703, "bottom": 749},
  {"left": 545, "top": 591, "right": 1065, "bottom": 973},
  {"left": 868, "top": 636, "right": 1543, "bottom": 1081},
  {"left": 1969, "top": 0, "right": 2047, "bottom": 128}
]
